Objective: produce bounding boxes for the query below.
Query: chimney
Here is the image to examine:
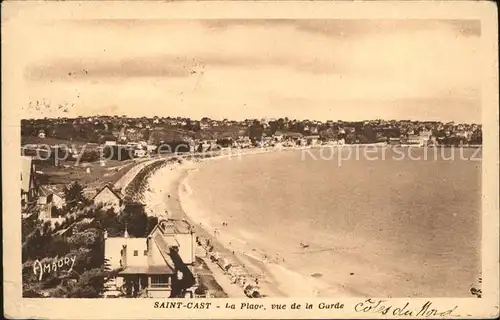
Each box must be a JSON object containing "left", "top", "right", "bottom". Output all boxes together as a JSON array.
[
  {"left": 124, "top": 223, "right": 129, "bottom": 238},
  {"left": 121, "top": 245, "right": 128, "bottom": 268}
]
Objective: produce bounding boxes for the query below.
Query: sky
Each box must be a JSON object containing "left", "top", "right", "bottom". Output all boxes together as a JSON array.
[{"left": 6, "top": 18, "right": 482, "bottom": 122}]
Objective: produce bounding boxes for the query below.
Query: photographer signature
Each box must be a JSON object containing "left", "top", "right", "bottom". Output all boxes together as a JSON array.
[
  {"left": 33, "top": 256, "right": 76, "bottom": 281},
  {"left": 354, "top": 299, "right": 459, "bottom": 317}
]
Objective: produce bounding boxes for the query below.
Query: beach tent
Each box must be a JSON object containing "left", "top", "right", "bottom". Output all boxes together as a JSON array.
[
  {"left": 228, "top": 266, "right": 244, "bottom": 277},
  {"left": 220, "top": 257, "right": 237, "bottom": 271},
  {"left": 243, "top": 284, "right": 261, "bottom": 298},
  {"left": 209, "top": 252, "right": 218, "bottom": 262},
  {"left": 216, "top": 257, "right": 229, "bottom": 270},
  {"left": 237, "top": 276, "right": 248, "bottom": 287}
]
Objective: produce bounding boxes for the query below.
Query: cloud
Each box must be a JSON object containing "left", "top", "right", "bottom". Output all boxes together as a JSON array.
[
  {"left": 26, "top": 57, "right": 195, "bottom": 81},
  {"left": 26, "top": 52, "right": 347, "bottom": 82},
  {"left": 10, "top": 19, "right": 482, "bottom": 122},
  {"left": 201, "top": 19, "right": 481, "bottom": 38}
]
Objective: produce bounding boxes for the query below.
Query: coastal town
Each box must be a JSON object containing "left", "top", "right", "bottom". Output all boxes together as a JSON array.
[
  {"left": 22, "top": 114, "right": 482, "bottom": 151},
  {"left": 21, "top": 115, "right": 482, "bottom": 298},
  {"left": 5, "top": 8, "right": 495, "bottom": 319}
]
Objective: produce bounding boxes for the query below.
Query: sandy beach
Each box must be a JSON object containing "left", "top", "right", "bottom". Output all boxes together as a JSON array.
[
  {"left": 138, "top": 146, "right": 481, "bottom": 298},
  {"left": 178, "top": 169, "right": 355, "bottom": 298},
  {"left": 140, "top": 149, "right": 357, "bottom": 297}
]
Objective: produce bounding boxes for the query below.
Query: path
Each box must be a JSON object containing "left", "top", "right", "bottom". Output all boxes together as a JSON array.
[
  {"left": 113, "top": 158, "right": 163, "bottom": 196},
  {"left": 198, "top": 256, "right": 247, "bottom": 298}
]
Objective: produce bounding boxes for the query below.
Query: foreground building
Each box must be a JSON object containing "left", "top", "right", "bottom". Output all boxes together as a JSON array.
[
  {"left": 37, "top": 185, "right": 66, "bottom": 219},
  {"left": 93, "top": 185, "right": 123, "bottom": 213},
  {"left": 104, "top": 218, "right": 197, "bottom": 298}
]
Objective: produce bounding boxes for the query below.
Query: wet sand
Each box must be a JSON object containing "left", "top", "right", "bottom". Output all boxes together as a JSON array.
[
  {"left": 142, "top": 147, "right": 481, "bottom": 298},
  {"left": 185, "top": 148, "right": 481, "bottom": 298},
  {"left": 142, "top": 153, "right": 347, "bottom": 297},
  {"left": 178, "top": 170, "right": 355, "bottom": 297}
]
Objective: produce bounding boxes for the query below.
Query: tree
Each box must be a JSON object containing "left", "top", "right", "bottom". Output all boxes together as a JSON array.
[
  {"left": 67, "top": 228, "right": 100, "bottom": 250},
  {"left": 55, "top": 267, "right": 114, "bottom": 298},
  {"left": 147, "top": 216, "right": 159, "bottom": 235},
  {"left": 119, "top": 204, "right": 149, "bottom": 237},
  {"left": 64, "top": 182, "right": 85, "bottom": 209},
  {"left": 319, "top": 127, "right": 337, "bottom": 141},
  {"left": 361, "top": 125, "right": 377, "bottom": 143},
  {"left": 95, "top": 208, "right": 123, "bottom": 237},
  {"left": 22, "top": 227, "right": 47, "bottom": 262},
  {"left": 277, "top": 118, "right": 285, "bottom": 131},
  {"left": 268, "top": 120, "right": 279, "bottom": 135},
  {"left": 470, "top": 129, "right": 482, "bottom": 144},
  {"left": 22, "top": 214, "right": 39, "bottom": 243},
  {"left": 46, "top": 236, "right": 71, "bottom": 257},
  {"left": 248, "top": 120, "right": 264, "bottom": 144}
]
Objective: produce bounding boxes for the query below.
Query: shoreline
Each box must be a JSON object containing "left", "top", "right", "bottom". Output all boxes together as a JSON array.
[
  {"left": 178, "top": 169, "right": 359, "bottom": 298},
  {"left": 139, "top": 146, "right": 482, "bottom": 298},
  {"left": 141, "top": 148, "right": 358, "bottom": 297}
]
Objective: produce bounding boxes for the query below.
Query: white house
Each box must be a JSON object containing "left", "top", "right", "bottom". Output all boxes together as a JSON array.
[
  {"left": 93, "top": 185, "right": 123, "bottom": 213},
  {"left": 134, "top": 149, "right": 147, "bottom": 158},
  {"left": 38, "top": 185, "right": 66, "bottom": 219},
  {"left": 104, "top": 219, "right": 197, "bottom": 298}
]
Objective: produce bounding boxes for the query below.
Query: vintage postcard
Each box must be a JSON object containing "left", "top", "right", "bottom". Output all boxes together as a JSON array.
[{"left": 2, "top": 1, "right": 499, "bottom": 319}]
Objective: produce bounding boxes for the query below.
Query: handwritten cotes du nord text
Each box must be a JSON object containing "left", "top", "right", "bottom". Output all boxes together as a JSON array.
[{"left": 354, "top": 299, "right": 459, "bottom": 317}]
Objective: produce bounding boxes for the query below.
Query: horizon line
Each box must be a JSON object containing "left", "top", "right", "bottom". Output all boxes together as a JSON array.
[{"left": 20, "top": 115, "right": 482, "bottom": 125}]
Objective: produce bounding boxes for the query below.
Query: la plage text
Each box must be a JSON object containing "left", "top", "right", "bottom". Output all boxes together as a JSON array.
[{"left": 153, "top": 302, "right": 264, "bottom": 310}]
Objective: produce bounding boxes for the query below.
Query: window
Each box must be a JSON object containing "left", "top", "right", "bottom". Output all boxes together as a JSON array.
[
  {"left": 133, "top": 250, "right": 138, "bottom": 256},
  {"left": 143, "top": 250, "right": 148, "bottom": 256},
  {"left": 151, "top": 275, "right": 170, "bottom": 288}
]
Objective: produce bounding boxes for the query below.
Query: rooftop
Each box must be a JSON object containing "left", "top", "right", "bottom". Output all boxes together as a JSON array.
[
  {"left": 119, "top": 265, "right": 174, "bottom": 275},
  {"left": 156, "top": 219, "right": 193, "bottom": 235}
]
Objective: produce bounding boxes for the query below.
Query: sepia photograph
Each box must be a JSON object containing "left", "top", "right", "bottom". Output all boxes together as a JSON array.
[{"left": 2, "top": 1, "right": 498, "bottom": 319}]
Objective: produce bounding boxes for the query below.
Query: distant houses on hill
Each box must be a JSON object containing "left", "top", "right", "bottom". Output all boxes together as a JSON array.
[{"left": 21, "top": 116, "right": 482, "bottom": 151}]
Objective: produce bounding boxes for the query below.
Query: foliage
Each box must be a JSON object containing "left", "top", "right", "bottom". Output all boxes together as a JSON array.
[
  {"left": 22, "top": 215, "right": 39, "bottom": 243},
  {"left": 22, "top": 204, "right": 111, "bottom": 297},
  {"left": 23, "top": 227, "right": 49, "bottom": 262},
  {"left": 248, "top": 120, "right": 264, "bottom": 143},
  {"left": 123, "top": 160, "right": 171, "bottom": 202},
  {"left": 94, "top": 209, "right": 123, "bottom": 237},
  {"left": 64, "top": 182, "right": 85, "bottom": 209},
  {"left": 66, "top": 228, "right": 100, "bottom": 250},
  {"left": 119, "top": 205, "right": 149, "bottom": 238},
  {"left": 77, "top": 149, "right": 102, "bottom": 162},
  {"left": 52, "top": 267, "right": 115, "bottom": 298},
  {"left": 147, "top": 216, "right": 159, "bottom": 235}
]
